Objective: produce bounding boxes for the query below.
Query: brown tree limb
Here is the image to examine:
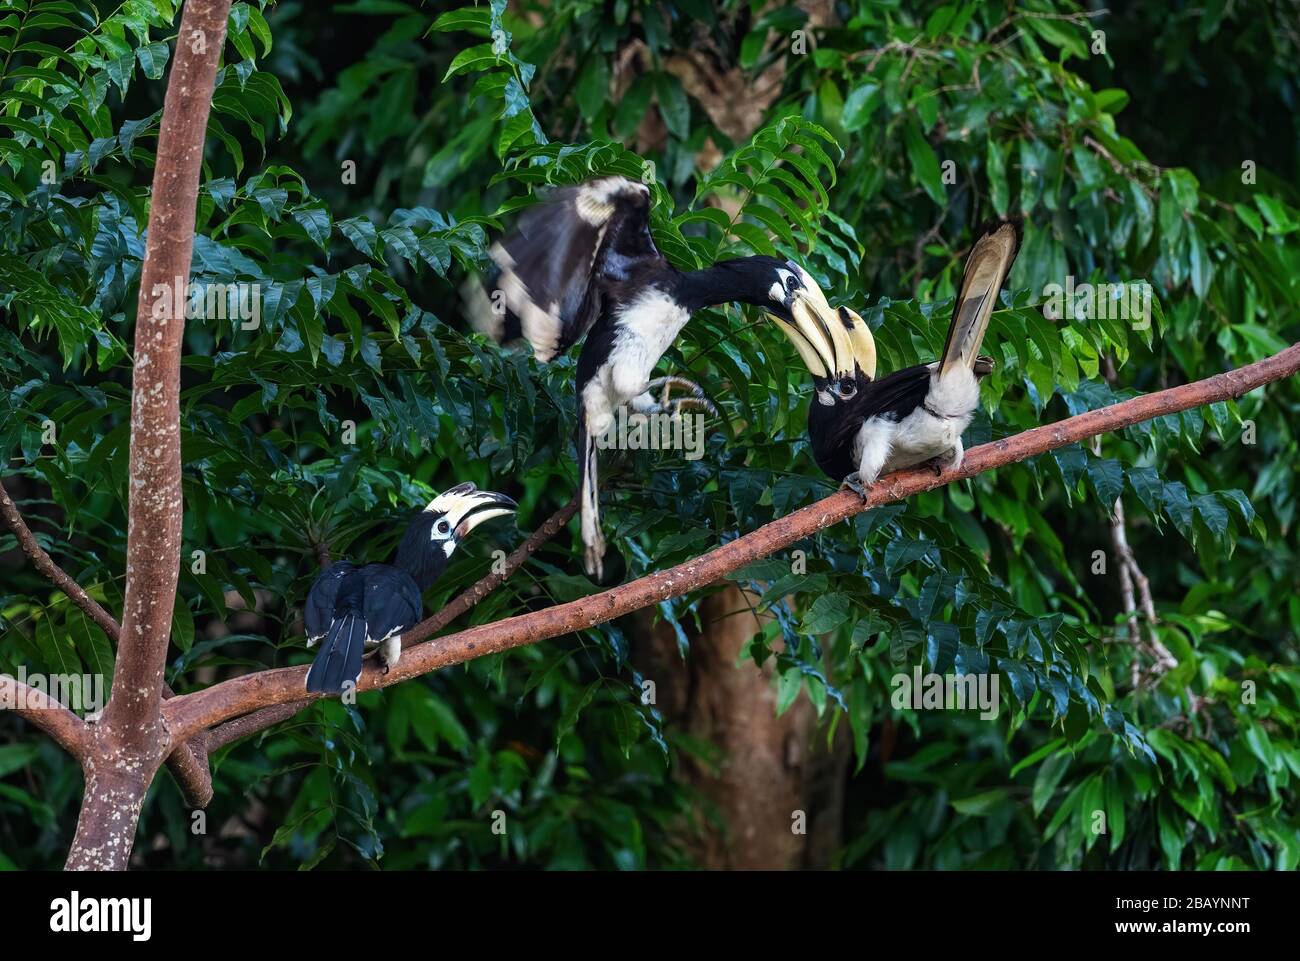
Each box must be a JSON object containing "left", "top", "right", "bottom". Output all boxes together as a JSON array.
[
  {"left": 0, "top": 476, "right": 213, "bottom": 806},
  {"left": 199, "top": 493, "right": 583, "bottom": 752},
  {"left": 103, "top": 1, "right": 230, "bottom": 737},
  {"left": 0, "top": 675, "right": 89, "bottom": 758},
  {"left": 65, "top": 0, "right": 232, "bottom": 871},
  {"left": 205, "top": 701, "right": 306, "bottom": 753},
  {"left": 0, "top": 479, "right": 122, "bottom": 639},
  {"left": 162, "top": 341, "right": 1300, "bottom": 746}
]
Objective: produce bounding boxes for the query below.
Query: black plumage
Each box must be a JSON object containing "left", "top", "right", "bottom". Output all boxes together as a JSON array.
[
  {"left": 303, "top": 484, "right": 516, "bottom": 694},
  {"left": 304, "top": 564, "right": 420, "bottom": 694},
  {"left": 469, "top": 176, "right": 843, "bottom": 578}
]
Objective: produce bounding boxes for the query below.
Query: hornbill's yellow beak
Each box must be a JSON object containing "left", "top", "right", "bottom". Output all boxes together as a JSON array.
[
  {"left": 427, "top": 483, "right": 518, "bottom": 539},
  {"left": 769, "top": 262, "right": 877, "bottom": 384}
]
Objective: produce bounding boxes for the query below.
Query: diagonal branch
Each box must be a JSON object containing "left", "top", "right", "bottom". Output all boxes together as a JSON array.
[
  {"left": 161, "top": 341, "right": 1300, "bottom": 745},
  {"left": 0, "top": 480, "right": 121, "bottom": 639}
]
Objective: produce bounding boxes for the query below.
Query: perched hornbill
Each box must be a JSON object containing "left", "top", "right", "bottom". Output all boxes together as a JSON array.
[
  {"left": 771, "top": 219, "right": 1021, "bottom": 496},
  {"left": 303, "top": 483, "right": 516, "bottom": 694},
  {"left": 468, "top": 175, "right": 842, "bottom": 578}
]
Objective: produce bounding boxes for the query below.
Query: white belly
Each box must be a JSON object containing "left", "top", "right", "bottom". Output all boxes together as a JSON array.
[
  {"left": 852, "top": 367, "right": 980, "bottom": 475},
  {"left": 609, "top": 291, "right": 690, "bottom": 397},
  {"left": 881, "top": 407, "right": 970, "bottom": 471}
]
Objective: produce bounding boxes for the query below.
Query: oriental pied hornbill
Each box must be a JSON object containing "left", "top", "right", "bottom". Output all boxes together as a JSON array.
[
  {"left": 771, "top": 219, "right": 1021, "bottom": 496},
  {"left": 303, "top": 484, "right": 516, "bottom": 694},
  {"left": 468, "top": 175, "right": 842, "bottom": 578}
]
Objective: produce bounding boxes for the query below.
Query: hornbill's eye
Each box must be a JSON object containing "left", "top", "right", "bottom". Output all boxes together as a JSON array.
[
  {"left": 436, "top": 520, "right": 451, "bottom": 535},
  {"left": 785, "top": 273, "right": 800, "bottom": 292},
  {"left": 838, "top": 378, "right": 857, "bottom": 397}
]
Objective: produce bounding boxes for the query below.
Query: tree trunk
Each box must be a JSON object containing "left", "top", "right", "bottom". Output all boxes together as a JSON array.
[
  {"left": 65, "top": 730, "right": 163, "bottom": 870},
  {"left": 633, "top": 584, "right": 850, "bottom": 868},
  {"left": 63, "top": 0, "right": 231, "bottom": 870}
]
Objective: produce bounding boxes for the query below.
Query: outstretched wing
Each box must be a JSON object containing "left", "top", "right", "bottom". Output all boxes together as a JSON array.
[
  {"left": 468, "top": 176, "right": 663, "bottom": 362},
  {"left": 937, "top": 219, "right": 1022, "bottom": 376}
]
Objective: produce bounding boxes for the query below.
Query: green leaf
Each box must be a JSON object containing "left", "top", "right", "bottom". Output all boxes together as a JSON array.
[
  {"left": 903, "top": 123, "right": 945, "bottom": 206},
  {"left": 800, "top": 593, "right": 850, "bottom": 634}
]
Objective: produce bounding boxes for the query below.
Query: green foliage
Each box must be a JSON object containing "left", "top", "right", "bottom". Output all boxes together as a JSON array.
[{"left": 1, "top": 0, "right": 1297, "bottom": 870}]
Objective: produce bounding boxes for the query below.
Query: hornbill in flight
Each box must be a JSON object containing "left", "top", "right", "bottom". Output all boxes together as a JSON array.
[
  {"left": 303, "top": 483, "right": 517, "bottom": 694},
  {"left": 468, "top": 175, "right": 842, "bottom": 578},
  {"left": 771, "top": 219, "right": 1021, "bottom": 496}
]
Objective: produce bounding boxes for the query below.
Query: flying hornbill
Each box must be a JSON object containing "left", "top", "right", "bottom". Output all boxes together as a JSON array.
[
  {"left": 303, "top": 483, "right": 516, "bottom": 694},
  {"left": 467, "top": 175, "right": 842, "bottom": 578},
  {"left": 771, "top": 219, "right": 1022, "bottom": 496}
]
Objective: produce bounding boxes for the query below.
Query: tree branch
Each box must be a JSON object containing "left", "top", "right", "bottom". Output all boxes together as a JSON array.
[
  {"left": 162, "top": 341, "right": 1300, "bottom": 745},
  {"left": 0, "top": 477, "right": 212, "bottom": 804},
  {"left": 0, "top": 479, "right": 121, "bottom": 639},
  {"left": 0, "top": 675, "right": 88, "bottom": 758},
  {"left": 65, "top": 0, "right": 232, "bottom": 871},
  {"left": 205, "top": 701, "right": 308, "bottom": 754}
]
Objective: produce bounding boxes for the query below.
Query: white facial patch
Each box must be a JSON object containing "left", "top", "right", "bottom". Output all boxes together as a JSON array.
[{"left": 772, "top": 268, "right": 796, "bottom": 302}]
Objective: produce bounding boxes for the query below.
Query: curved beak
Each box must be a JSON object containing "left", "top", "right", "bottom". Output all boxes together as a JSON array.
[
  {"left": 427, "top": 483, "right": 518, "bottom": 539},
  {"left": 768, "top": 261, "right": 877, "bottom": 382}
]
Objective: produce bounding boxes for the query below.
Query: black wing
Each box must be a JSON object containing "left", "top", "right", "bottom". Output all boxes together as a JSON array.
[
  {"left": 303, "top": 561, "right": 357, "bottom": 642},
  {"left": 809, "top": 365, "right": 932, "bottom": 480},
  {"left": 469, "top": 176, "right": 663, "bottom": 362},
  {"left": 358, "top": 564, "right": 422, "bottom": 641}
]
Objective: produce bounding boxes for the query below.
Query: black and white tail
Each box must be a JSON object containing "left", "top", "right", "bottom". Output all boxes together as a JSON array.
[
  {"left": 305, "top": 613, "right": 367, "bottom": 694},
  {"left": 577, "top": 407, "right": 604, "bottom": 579},
  {"left": 937, "top": 220, "right": 1022, "bottom": 378}
]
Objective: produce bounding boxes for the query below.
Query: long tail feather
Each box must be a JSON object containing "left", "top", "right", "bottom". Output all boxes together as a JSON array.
[
  {"left": 305, "top": 613, "right": 367, "bottom": 694},
  {"left": 577, "top": 408, "right": 604, "bottom": 579},
  {"left": 937, "top": 220, "right": 1022, "bottom": 377}
]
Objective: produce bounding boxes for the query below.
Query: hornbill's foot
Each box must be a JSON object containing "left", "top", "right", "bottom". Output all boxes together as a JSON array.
[
  {"left": 921, "top": 445, "right": 961, "bottom": 476},
  {"left": 379, "top": 636, "right": 402, "bottom": 674},
  {"left": 972, "top": 355, "right": 996, "bottom": 378},
  {"left": 645, "top": 376, "right": 719, "bottom": 419},
  {"left": 840, "top": 472, "right": 873, "bottom": 502},
  {"left": 920, "top": 453, "right": 948, "bottom": 476}
]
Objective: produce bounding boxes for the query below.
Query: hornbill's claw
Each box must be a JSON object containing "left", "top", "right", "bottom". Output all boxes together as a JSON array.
[
  {"left": 645, "top": 376, "right": 719, "bottom": 419},
  {"left": 840, "top": 472, "right": 872, "bottom": 502}
]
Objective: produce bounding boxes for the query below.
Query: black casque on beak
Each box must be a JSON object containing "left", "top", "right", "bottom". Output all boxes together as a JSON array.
[{"left": 426, "top": 483, "right": 518, "bottom": 540}]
